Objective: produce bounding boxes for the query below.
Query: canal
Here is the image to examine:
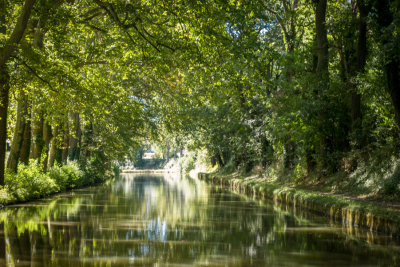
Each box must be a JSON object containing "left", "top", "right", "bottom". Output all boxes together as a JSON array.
[{"left": 0, "top": 173, "right": 399, "bottom": 266}]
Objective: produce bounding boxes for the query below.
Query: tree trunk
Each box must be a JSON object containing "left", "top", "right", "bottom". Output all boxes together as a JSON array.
[
  {"left": 31, "top": 111, "right": 44, "bottom": 161},
  {"left": 19, "top": 117, "right": 31, "bottom": 165},
  {"left": 387, "top": 62, "right": 400, "bottom": 130},
  {"left": 7, "top": 92, "right": 29, "bottom": 172},
  {"left": 61, "top": 116, "right": 69, "bottom": 164},
  {"left": 375, "top": 0, "right": 400, "bottom": 132},
  {"left": 0, "top": 0, "right": 37, "bottom": 66},
  {"left": 80, "top": 121, "right": 93, "bottom": 164},
  {"left": 0, "top": 67, "right": 9, "bottom": 185},
  {"left": 42, "top": 121, "right": 52, "bottom": 171},
  {"left": 0, "top": 0, "right": 36, "bottom": 185},
  {"left": 314, "top": 0, "right": 331, "bottom": 171},
  {"left": 68, "top": 112, "right": 81, "bottom": 161},
  {"left": 166, "top": 141, "right": 170, "bottom": 162},
  {"left": 306, "top": 146, "right": 316, "bottom": 175},
  {"left": 48, "top": 126, "right": 58, "bottom": 168},
  {"left": 215, "top": 152, "right": 224, "bottom": 167},
  {"left": 349, "top": 0, "right": 368, "bottom": 134},
  {"left": 282, "top": 1, "right": 298, "bottom": 171},
  {"left": 315, "top": 0, "right": 329, "bottom": 76},
  {"left": 284, "top": 141, "right": 295, "bottom": 170}
]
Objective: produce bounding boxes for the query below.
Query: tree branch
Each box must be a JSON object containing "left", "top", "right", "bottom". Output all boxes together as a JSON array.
[
  {"left": 21, "top": 61, "right": 57, "bottom": 92},
  {"left": 75, "top": 60, "right": 108, "bottom": 68},
  {"left": 260, "top": 3, "right": 291, "bottom": 53},
  {"left": 0, "top": 0, "right": 37, "bottom": 67},
  {"left": 94, "top": 0, "right": 175, "bottom": 53},
  {"left": 84, "top": 23, "right": 108, "bottom": 33}
]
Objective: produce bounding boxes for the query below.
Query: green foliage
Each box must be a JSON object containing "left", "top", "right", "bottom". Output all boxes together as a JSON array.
[
  {"left": 220, "top": 158, "right": 237, "bottom": 175},
  {"left": 112, "top": 163, "right": 120, "bottom": 178},
  {"left": 179, "top": 153, "right": 196, "bottom": 174},
  {"left": 2, "top": 0, "right": 400, "bottom": 202},
  {"left": 49, "top": 161, "right": 84, "bottom": 191},
  {"left": 80, "top": 152, "right": 112, "bottom": 185},
  {"left": 383, "top": 164, "right": 400, "bottom": 195},
  {"left": 1, "top": 159, "right": 116, "bottom": 205},
  {"left": 134, "top": 158, "right": 166, "bottom": 170},
  {"left": 5, "top": 160, "right": 58, "bottom": 202}
]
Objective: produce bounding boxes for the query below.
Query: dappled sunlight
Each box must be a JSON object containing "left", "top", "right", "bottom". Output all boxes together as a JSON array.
[{"left": 0, "top": 173, "right": 399, "bottom": 266}]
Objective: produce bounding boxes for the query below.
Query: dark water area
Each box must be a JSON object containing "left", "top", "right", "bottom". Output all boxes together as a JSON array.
[{"left": 0, "top": 173, "right": 399, "bottom": 266}]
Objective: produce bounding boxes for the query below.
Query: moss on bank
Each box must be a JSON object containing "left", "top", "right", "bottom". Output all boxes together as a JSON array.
[{"left": 198, "top": 172, "right": 400, "bottom": 237}]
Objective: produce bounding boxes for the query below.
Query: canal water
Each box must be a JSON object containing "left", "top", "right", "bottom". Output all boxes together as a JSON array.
[{"left": 0, "top": 173, "right": 399, "bottom": 266}]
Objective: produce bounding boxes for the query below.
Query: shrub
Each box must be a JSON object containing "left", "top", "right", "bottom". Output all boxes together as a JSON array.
[
  {"left": 5, "top": 160, "right": 58, "bottom": 201},
  {"left": 49, "top": 161, "right": 84, "bottom": 190},
  {"left": 383, "top": 164, "right": 400, "bottom": 195},
  {"left": 61, "top": 162, "right": 84, "bottom": 188},
  {"left": 48, "top": 164, "right": 69, "bottom": 191},
  {"left": 179, "top": 153, "right": 196, "bottom": 174},
  {"left": 80, "top": 154, "right": 110, "bottom": 185},
  {"left": 112, "top": 162, "right": 120, "bottom": 177},
  {"left": 0, "top": 156, "right": 116, "bottom": 205}
]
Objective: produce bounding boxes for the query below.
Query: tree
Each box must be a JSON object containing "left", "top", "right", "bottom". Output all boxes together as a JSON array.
[{"left": 0, "top": 0, "right": 36, "bottom": 185}]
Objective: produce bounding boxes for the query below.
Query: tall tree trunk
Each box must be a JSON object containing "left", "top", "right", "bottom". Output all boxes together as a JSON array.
[
  {"left": 314, "top": 0, "right": 331, "bottom": 171},
  {"left": 281, "top": 1, "right": 298, "bottom": 171},
  {"left": 375, "top": 0, "right": 400, "bottom": 132},
  {"left": 31, "top": 111, "right": 44, "bottom": 161},
  {"left": 80, "top": 121, "right": 93, "bottom": 165},
  {"left": 387, "top": 62, "right": 400, "bottom": 130},
  {"left": 350, "top": 0, "right": 369, "bottom": 146},
  {"left": 48, "top": 126, "right": 58, "bottom": 168},
  {"left": 352, "top": 0, "right": 368, "bottom": 123},
  {"left": 215, "top": 152, "right": 224, "bottom": 167},
  {"left": 68, "top": 112, "right": 81, "bottom": 161},
  {"left": 0, "top": 0, "right": 37, "bottom": 67},
  {"left": 42, "top": 121, "right": 52, "bottom": 171},
  {"left": 7, "top": 92, "right": 29, "bottom": 172},
  {"left": 0, "top": 0, "right": 36, "bottom": 185},
  {"left": 166, "top": 141, "right": 170, "bottom": 162},
  {"left": 315, "top": 0, "right": 329, "bottom": 76},
  {"left": 19, "top": 116, "right": 31, "bottom": 165},
  {"left": 284, "top": 141, "right": 295, "bottom": 170},
  {"left": 0, "top": 67, "right": 9, "bottom": 185},
  {"left": 61, "top": 117, "right": 69, "bottom": 164},
  {"left": 351, "top": 0, "right": 365, "bottom": 122}
]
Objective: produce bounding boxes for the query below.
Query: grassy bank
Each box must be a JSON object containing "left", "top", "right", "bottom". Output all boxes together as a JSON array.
[
  {"left": 198, "top": 172, "right": 400, "bottom": 237},
  {"left": 0, "top": 160, "right": 118, "bottom": 206}
]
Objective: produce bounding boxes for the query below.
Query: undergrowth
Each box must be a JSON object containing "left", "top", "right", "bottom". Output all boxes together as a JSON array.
[
  {"left": 208, "top": 143, "right": 400, "bottom": 201},
  {"left": 0, "top": 159, "right": 118, "bottom": 206}
]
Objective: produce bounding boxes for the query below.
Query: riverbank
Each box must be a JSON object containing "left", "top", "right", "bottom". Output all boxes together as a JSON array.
[
  {"left": 121, "top": 169, "right": 177, "bottom": 174},
  {"left": 0, "top": 161, "right": 118, "bottom": 208},
  {"left": 198, "top": 172, "right": 400, "bottom": 237}
]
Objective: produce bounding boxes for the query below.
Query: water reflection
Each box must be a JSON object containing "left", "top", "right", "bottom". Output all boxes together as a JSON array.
[{"left": 0, "top": 173, "right": 399, "bottom": 266}]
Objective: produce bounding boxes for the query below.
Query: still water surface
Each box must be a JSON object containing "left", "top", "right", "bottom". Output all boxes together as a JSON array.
[{"left": 0, "top": 173, "right": 399, "bottom": 266}]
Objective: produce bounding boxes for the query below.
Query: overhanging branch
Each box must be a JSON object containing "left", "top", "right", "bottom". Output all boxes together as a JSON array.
[{"left": 21, "top": 61, "right": 58, "bottom": 92}]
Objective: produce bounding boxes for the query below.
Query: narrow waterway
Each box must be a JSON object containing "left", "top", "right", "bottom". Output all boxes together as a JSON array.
[{"left": 0, "top": 173, "right": 399, "bottom": 266}]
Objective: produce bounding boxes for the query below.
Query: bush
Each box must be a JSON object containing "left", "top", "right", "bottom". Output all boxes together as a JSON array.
[
  {"left": 383, "top": 164, "right": 400, "bottom": 195},
  {"left": 5, "top": 160, "right": 59, "bottom": 201},
  {"left": 179, "top": 153, "right": 196, "bottom": 174},
  {"left": 61, "top": 162, "right": 84, "bottom": 188},
  {"left": 112, "top": 162, "right": 120, "bottom": 177},
  {"left": 49, "top": 161, "right": 84, "bottom": 190},
  {"left": 48, "top": 165, "right": 69, "bottom": 191},
  {"left": 0, "top": 156, "right": 117, "bottom": 205},
  {"left": 80, "top": 153, "right": 111, "bottom": 185},
  {"left": 220, "top": 158, "right": 236, "bottom": 174}
]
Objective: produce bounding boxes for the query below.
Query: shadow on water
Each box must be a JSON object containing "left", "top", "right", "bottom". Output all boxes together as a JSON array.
[{"left": 0, "top": 173, "right": 399, "bottom": 266}]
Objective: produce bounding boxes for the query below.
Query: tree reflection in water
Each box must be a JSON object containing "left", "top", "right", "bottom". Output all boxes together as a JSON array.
[{"left": 0, "top": 173, "right": 399, "bottom": 266}]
